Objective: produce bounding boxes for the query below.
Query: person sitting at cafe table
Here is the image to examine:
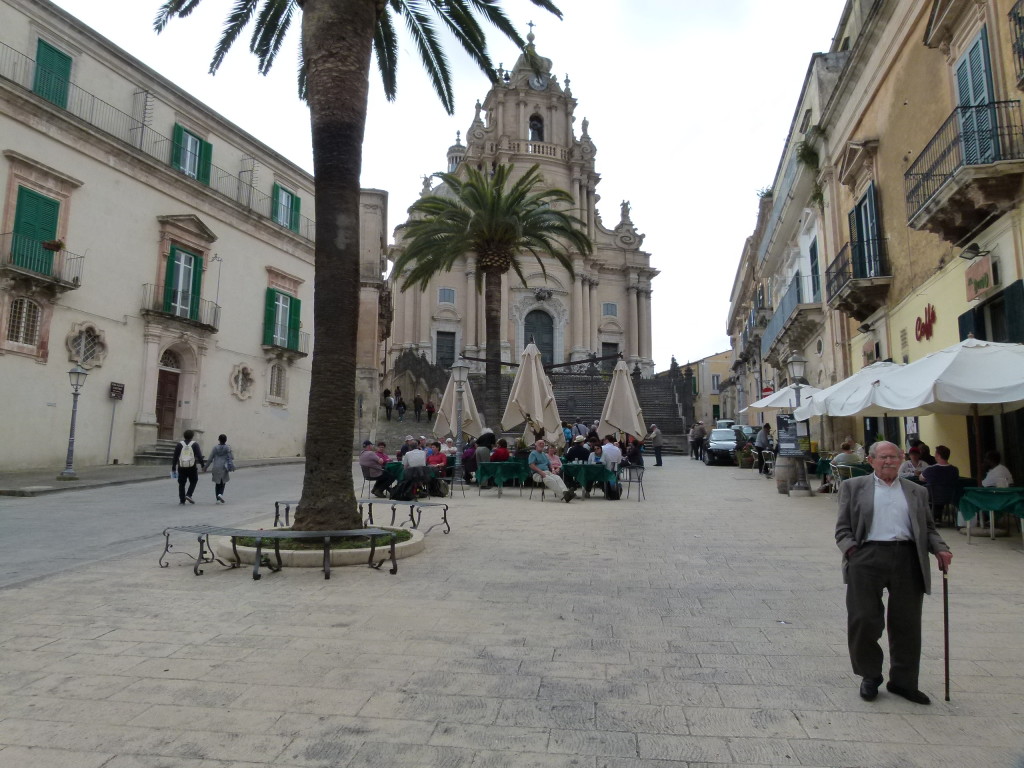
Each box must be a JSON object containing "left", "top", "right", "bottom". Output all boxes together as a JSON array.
[
  {"left": 529, "top": 439, "right": 575, "bottom": 502},
  {"left": 565, "top": 434, "right": 590, "bottom": 464},
  {"left": 844, "top": 434, "right": 866, "bottom": 462},
  {"left": 426, "top": 442, "right": 448, "bottom": 472},
  {"left": 490, "top": 438, "right": 511, "bottom": 463},
  {"left": 546, "top": 444, "right": 563, "bottom": 474},
  {"left": 899, "top": 447, "right": 928, "bottom": 482},
  {"left": 817, "top": 441, "right": 863, "bottom": 493},
  {"left": 920, "top": 445, "right": 960, "bottom": 525},
  {"left": 908, "top": 439, "right": 936, "bottom": 466},
  {"left": 981, "top": 450, "right": 1013, "bottom": 488}
]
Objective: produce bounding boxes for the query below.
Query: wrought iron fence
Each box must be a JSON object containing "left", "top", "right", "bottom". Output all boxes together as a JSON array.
[
  {"left": 141, "top": 283, "right": 221, "bottom": 330},
  {"left": 266, "top": 323, "right": 311, "bottom": 354},
  {"left": 0, "top": 41, "right": 315, "bottom": 241},
  {"left": 0, "top": 232, "right": 84, "bottom": 286},
  {"left": 760, "top": 274, "right": 821, "bottom": 360},
  {"left": 904, "top": 100, "right": 1024, "bottom": 220},
  {"left": 825, "top": 238, "right": 890, "bottom": 301}
]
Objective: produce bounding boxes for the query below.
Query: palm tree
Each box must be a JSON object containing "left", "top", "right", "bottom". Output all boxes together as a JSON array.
[
  {"left": 393, "top": 163, "right": 592, "bottom": 426},
  {"left": 154, "top": 0, "right": 564, "bottom": 531}
]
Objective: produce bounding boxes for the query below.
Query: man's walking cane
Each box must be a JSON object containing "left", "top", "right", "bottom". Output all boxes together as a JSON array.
[{"left": 942, "top": 564, "right": 950, "bottom": 702}]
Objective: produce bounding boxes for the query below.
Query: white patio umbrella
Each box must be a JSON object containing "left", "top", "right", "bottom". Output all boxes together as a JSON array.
[
  {"left": 501, "top": 343, "right": 564, "bottom": 447},
  {"left": 597, "top": 360, "right": 646, "bottom": 441},
  {"left": 793, "top": 361, "right": 905, "bottom": 420},
  {"left": 871, "top": 337, "right": 1024, "bottom": 483},
  {"left": 433, "top": 374, "right": 484, "bottom": 441},
  {"left": 741, "top": 383, "right": 823, "bottom": 413}
]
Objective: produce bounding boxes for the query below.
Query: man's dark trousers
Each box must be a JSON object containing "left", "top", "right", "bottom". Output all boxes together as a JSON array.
[
  {"left": 372, "top": 469, "right": 396, "bottom": 496},
  {"left": 653, "top": 446, "right": 662, "bottom": 466},
  {"left": 846, "top": 541, "right": 925, "bottom": 689},
  {"left": 177, "top": 466, "right": 199, "bottom": 502}
]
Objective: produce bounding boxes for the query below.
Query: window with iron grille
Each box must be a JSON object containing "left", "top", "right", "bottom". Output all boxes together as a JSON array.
[
  {"left": 71, "top": 327, "right": 100, "bottom": 364},
  {"left": 7, "top": 298, "right": 41, "bottom": 345},
  {"left": 269, "top": 363, "right": 286, "bottom": 400},
  {"left": 1010, "top": 2, "right": 1024, "bottom": 83}
]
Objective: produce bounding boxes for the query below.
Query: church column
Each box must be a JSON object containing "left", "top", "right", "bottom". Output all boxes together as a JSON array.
[
  {"left": 402, "top": 274, "right": 415, "bottom": 347},
  {"left": 418, "top": 284, "right": 432, "bottom": 353},
  {"left": 626, "top": 284, "right": 639, "bottom": 359},
  {"left": 138, "top": 327, "right": 162, "bottom": 425},
  {"left": 639, "top": 288, "right": 652, "bottom": 362},
  {"left": 500, "top": 272, "right": 510, "bottom": 359},
  {"left": 586, "top": 183, "right": 596, "bottom": 241},
  {"left": 571, "top": 259, "right": 584, "bottom": 350},
  {"left": 581, "top": 276, "right": 592, "bottom": 355},
  {"left": 464, "top": 258, "right": 477, "bottom": 350},
  {"left": 589, "top": 276, "right": 600, "bottom": 352}
]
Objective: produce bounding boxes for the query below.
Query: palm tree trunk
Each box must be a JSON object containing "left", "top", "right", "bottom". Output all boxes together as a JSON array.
[
  {"left": 293, "top": 0, "right": 377, "bottom": 531},
  {"left": 483, "top": 269, "right": 503, "bottom": 428}
]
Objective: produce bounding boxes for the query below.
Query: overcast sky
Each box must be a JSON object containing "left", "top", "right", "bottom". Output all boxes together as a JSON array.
[{"left": 51, "top": 0, "right": 848, "bottom": 371}]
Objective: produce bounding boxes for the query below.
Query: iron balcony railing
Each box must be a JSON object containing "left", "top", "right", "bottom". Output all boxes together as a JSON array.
[
  {"left": 142, "top": 283, "right": 221, "bottom": 330},
  {"left": 0, "top": 41, "right": 315, "bottom": 241},
  {"left": 0, "top": 232, "right": 84, "bottom": 286},
  {"left": 760, "top": 274, "right": 820, "bottom": 359},
  {"left": 265, "top": 323, "right": 311, "bottom": 355},
  {"left": 825, "top": 239, "right": 890, "bottom": 301},
  {"left": 904, "top": 100, "right": 1024, "bottom": 220}
]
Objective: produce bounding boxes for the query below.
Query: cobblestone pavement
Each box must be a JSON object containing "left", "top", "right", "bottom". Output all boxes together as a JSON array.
[{"left": 0, "top": 458, "right": 1022, "bottom": 767}]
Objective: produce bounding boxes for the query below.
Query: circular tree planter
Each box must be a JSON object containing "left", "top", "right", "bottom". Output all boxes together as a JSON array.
[{"left": 210, "top": 526, "right": 425, "bottom": 567}]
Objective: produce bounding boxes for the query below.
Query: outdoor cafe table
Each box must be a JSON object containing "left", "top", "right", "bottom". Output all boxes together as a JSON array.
[
  {"left": 385, "top": 462, "right": 404, "bottom": 482},
  {"left": 957, "top": 486, "right": 1024, "bottom": 544},
  {"left": 562, "top": 463, "right": 615, "bottom": 492},
  {"left": 476, "top": 461, "right": 529, "bottom": 497}
]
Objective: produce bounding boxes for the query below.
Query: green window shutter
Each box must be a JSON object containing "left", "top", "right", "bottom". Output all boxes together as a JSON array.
[
  {"left": 197, "top": 139, "right": 213, "bottom": 185},
  {"left": 289, "top": 195, "right": 301, "bottom": 233},
  {"left": 189, "top": 255, "right": 203, "bottom": 321},
  {"left": 12, "top": 187, "right": 59, "bottom": 275},
  {"left": 171, "top": 123, "right": 185, "bottom": 171},
  {"left": 287, "top": 297, "right": 301, "bottom": 350},
  {"left": 263, "top": 288, "right": 278, "bottom": 346},
  {"left": 163, "top": 247, "right": 179, "bottom": 312},
  {"left": 33, "top": 40, "right": 71, "bottom": 109},
  {"left": 271, "top": 183, "right": 281, "bottom": 224}
]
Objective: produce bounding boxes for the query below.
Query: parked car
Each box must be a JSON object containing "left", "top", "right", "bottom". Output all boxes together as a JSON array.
[
  {"left": 704, "top": 428, "right": 739, "bottom": 465},
  {"left": 715, "top": 419, "right": 735, "bottom": 429},
  {"left": 733, "top": 424, "right": 757, "bottom": 444}
]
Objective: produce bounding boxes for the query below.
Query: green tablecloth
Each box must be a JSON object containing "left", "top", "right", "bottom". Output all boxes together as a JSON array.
[
  {"left": 957, "top": 487, "right": 1024, "bottom": 521},
  {"left": 476, "top": 461, "right": 529, "bottom": 489},
  {"left": 562, "top": 463, "right": 615, "bottom": 488},
  {"left": 385, "top": 462, "right": 403, "bottom": 482}
]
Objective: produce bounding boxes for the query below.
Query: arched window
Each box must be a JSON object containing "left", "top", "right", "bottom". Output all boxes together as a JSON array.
[
  {"left": 160, "top": 350, "right": 181, "bottom": 369},
  {"left": 71, "top": 327, "right": 101, "bottom": 364},
  {"left": 269, "top": 363, "right": 287, "bottom": 400},
  {"left": 529, "top": 114, "right": 544, "bottom": 142},
  {"left": 7, "top": 298, "right": 40, "bottom": 345}
]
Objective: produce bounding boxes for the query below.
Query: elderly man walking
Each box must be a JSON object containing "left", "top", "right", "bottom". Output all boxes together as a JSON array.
[
  {"left": 835, "top": 440, "right": 952, "bottom": 705},
  {"left": 645, "top": 423, "right": 663, "bottom": 466}
]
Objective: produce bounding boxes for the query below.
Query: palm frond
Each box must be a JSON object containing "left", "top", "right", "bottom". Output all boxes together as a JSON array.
[
  {"left": 251, "top": 0, "right": 295, "bottom": 75},
  {"left": 374, "top": 8, "right": 400, "bottom": 101},
  {"left": 153, "top": 0, "right": 205, "bottom": 33},
  {"left": 397, "top": 3, "right": 455, "bottom": 113},
  {"left": 210, "top": 0, "right": 261, "bottom": 73}
]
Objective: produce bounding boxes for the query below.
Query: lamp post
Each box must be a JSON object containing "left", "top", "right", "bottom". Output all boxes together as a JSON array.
[
  {"left": 449, "top": 357, "right": 471, "bottom": 491},
  {"left": 786, "top": 352, "right": 810, "bottom": 494},
  {"left": 58, "top": 364, "right": 89, "bottom": 480}
]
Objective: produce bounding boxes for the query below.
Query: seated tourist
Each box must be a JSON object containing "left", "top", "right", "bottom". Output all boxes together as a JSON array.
[
  {"left": 529, "top": 439, "right": 574, "bottom": 502},
  {"left": 546, "top": 444, "right": 563, "bottom": 474},
  {"left": 426, "top": 442, "right": 448, "bottom": 471},
  {"left": 899, "top": 447, "right": 927, "bottom": 481},
  {"left": 921, "top": 445, "right": 960, "bottom": 524},
  {"left": 817, "top": 442, "right": 861, "bottom": 493},
  {"left": 564, "top": 434, "right": 590, "bottom": 464},
  {"left": 981, "top": 450, "right": 1014, "bottom": 487},
  {"left": 490, "top": 438, "right": 511, "bottom": 463}
]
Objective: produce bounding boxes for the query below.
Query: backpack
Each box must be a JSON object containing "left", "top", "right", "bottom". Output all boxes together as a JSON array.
[
  {"left": 604, "top": 478, "right": 622, "bottom": 501},
  {"left": 178, "top": 441, "right": 196, "bottom": 468}
]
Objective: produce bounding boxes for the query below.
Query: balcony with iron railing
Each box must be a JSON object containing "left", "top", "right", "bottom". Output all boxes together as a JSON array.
[
  {"left": 760, "top": 274, "right": 824, "bottom": 366},
  {"left": 825, "top": 239, "right": 892, "bottom": 322},
  {"left": 0, "top": 42, "right": 315, "bottom": 242},
  {"left": 0, "top": 233, "right": 84, "bottom": 292},
  {"left": 1011, "top": 1, "right": 1024, "bottom": 86},
  {"left": 263, "top": 322, "right": 310, "bottom": 360},
  {"left": 904, "top": 100, "right": 1024, "bottom": 243},
  {"left": 141, "top": 284, "right": 221, "bottom": 332}
]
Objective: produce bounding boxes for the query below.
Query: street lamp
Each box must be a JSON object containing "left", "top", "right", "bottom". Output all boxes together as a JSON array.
[
  {"left": 786, "top": 352, "right": 810, "bottom": 494},
  {"left": 58, "top": 364, "right": 89, "bottom": 480},
  {"left": 449, "top": 357, "right": 471, "bottom": 491}
]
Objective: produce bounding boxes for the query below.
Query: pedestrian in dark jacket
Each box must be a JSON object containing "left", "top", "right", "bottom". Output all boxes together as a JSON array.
[
  {"left": 207, "top": 434, "right": 234, "bottom": 503},
  {"left": 171, "top": 429, "right": 206, "bottom": 504}
]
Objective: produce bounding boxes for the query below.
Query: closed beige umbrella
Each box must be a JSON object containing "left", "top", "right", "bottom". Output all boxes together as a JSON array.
[
  {"left": 434, "top": 373, "right": 483, "bottom": 440},
  {"left": 501, "top": 343, "right": 564, "bottom": 447},
  {"left": 597, "top": 360, "right": 645, "bottom": 440}
]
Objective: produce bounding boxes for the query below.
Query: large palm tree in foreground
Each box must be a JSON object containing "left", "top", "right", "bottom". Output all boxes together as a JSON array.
[
  {"left": 155, "top": 0, "right": 564, "bottom": 530},
  {"left": 394, "top": 163, "right": 592, "bottom": 426}
]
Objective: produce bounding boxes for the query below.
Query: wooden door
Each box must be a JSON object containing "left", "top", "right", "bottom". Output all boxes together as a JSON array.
[{"left": 156, "top": 370, "right": 178, "bottom": 440}]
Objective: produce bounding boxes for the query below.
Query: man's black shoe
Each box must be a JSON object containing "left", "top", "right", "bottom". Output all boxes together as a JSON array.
[
  {"left": 886, "top": 682, "right": 930, "bottom": 704},
  {"left": 859, "top": 676, "right": 882, "bottom": 701}
]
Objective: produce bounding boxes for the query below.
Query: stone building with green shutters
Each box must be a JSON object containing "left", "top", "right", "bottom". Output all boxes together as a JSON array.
[{"left": 0, "top": 0, "right": 388, "bottom": 468}]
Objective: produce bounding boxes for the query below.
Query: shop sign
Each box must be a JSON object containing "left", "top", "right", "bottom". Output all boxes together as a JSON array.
[
  {"left": 915, "top": 303, "right": 936, "bottom": 341},
  {"left": 965, "top": 256, "right": 994, "bottom": 301}
]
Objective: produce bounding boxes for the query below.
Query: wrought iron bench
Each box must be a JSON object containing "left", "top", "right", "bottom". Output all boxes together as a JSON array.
[{"left": 159, "top": 524, "right": 397, "bottom": 580}]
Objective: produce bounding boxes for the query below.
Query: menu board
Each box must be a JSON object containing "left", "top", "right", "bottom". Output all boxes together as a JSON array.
[{"left": 776, "top": 413, "right": 810, "bottom": 457}]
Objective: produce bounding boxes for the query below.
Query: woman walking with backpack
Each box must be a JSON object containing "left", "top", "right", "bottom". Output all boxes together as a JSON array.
[
  {"left": 171, "top": 429, "right": 205, "bottom": 504},
  {"left": 208, "top": 434, "right": 235, "bottom": 503}
]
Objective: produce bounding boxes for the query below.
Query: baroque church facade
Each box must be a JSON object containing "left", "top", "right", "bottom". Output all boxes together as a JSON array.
[{"left": 386, "top": 34, "right": 657, "bottom": 378}]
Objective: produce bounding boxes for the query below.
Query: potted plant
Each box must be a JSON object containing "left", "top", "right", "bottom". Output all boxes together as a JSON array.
[
  {"left": 737, "top": 442, "right": 755, "bottom": 469},
  {"left": 41, "top": 239, "right": 65, "bottom": 251}
]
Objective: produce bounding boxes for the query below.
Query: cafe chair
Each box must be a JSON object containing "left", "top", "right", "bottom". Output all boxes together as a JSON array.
[
  {"left": 359, "top": 465, "right": 377, "bottom": 497},
  {"left": 760, "top": 451, "right": 775, "bottom": 479},
  {"left": 529, "top": 472, "right": 547, "bottom": 501},
  {"left": 618, "top": 465, "right": 646, "bottom": 501},
  {"left": 830, "top": 462, "right": 856, "bottom": 500}
]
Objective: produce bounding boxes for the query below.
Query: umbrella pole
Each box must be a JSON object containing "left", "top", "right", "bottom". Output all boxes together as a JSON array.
[
  {"left": 972, "top": 403, "right": 984, "bottom": 487},
  {"left": 943, "top": 566, "right": 950, "bottom": 702}
]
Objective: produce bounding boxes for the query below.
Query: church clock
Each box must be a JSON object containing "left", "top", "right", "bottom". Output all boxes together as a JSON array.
[{"left": 528, "top": 73, "right": 548, "bottom": 90}]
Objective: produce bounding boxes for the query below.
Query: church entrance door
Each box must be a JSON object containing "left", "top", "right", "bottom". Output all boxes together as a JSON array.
[
  {"left": 525, "top": 310, "right": 554, "bottom": 367},
  {"left": 156, "top": 370, "right": 179, "bottom": 440}
]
